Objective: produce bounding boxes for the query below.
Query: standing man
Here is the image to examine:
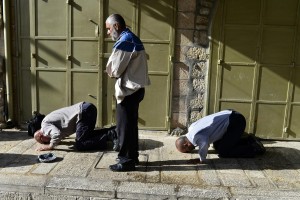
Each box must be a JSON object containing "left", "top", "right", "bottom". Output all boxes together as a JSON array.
[
  {"left": 34, "top": 102, "right": 118, "bottom": 151},
  {"left": 105, "top": 14, "right": 150, "bottom": 171},
  {"left": 175, "top": 110, "right": 266, "bottom": 163}
]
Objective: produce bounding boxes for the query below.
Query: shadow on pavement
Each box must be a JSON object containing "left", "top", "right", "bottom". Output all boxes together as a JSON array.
[
  {"left": 139, "top": 139, "right": 164, "bottom": 150},
  {"left": 0, "top": 131, "right": 29, "bottom": 141},
  {"left": 0, "top": 153, "right": 63, "bottom": 168},
  {"left": 145, "top": 146, "right": 300, "bottom": 171}
]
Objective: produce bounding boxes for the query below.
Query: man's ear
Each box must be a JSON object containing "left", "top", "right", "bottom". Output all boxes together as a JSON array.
[{"left": 114, "top": 23, "right": 118, "bottom": 31}]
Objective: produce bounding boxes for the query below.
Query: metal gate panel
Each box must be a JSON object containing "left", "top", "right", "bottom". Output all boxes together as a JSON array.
[
  {"left": 71, "top": 72, "right": 98, "bottom": 106},
  {"left": 36, "top": 40, "right": 66, "bottom": 68},
  {"left": 224, "top": 28, "right": 258, "bottom": 63},
  {"left": 261, "top": 27, "right": 295, "bottom": 64},
  {"left": 221, "top": 65, "right": 254, "bottom": 100},
  {"left": 255, "top": 104, "right": 286, "bottom": 139},
  {"left": 209, "top": 0, "right": 300, "bottom": 140},
  {"left": 290, "top": 105, "right": 300, "bottom": 138},
  {"left": 72, "top": 0, "right": 100, "bottom": 38},
  {"left": 258, "top": 67, "right": 290, "bottom": 101},
  {"left": 225, "top": 0, "right": 261, "bottom": 25},
  {"left": 38, "top": 71, "right": 66, "bottom": 114},
  {"left": 293, "top": 69, "right": 300, "bottom": 102},
  {"left": 71, "top": 41, "right": 98, "bottom": 69},
  {"left": 140, "top": 0, "right": 173, "bottom": 40},
  {"left": 36, "top": 0, "right": 66, "bottom": 36},
  {"left": 264, "top": 0, "right": 298, "bottom": 26}
]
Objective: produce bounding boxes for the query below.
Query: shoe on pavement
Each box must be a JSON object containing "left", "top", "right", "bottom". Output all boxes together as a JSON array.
[
  {"left": 109, "top": 162, "right": 135, "bottom": 172},
  {"left": 115, "top": 157, "right": 139, "bottom": 165},
  {"left": 107, "top": 129, "right": 120, "bottom": 151},
  {"left": 249, "top": 135, "right": 266, "bottom": 155}
]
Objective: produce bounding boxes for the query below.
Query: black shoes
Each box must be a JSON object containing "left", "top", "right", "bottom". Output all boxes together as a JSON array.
[
  {"left": 107, "top": 128, "right": 120, "bottom": 151},
  {"left": 249, "top": 135, "right": 266, "bottom": 155},
  {"left": 115, "top": 157, "right": 139, "bottom": 165},
  {"left": 109, "top": 161, "right": 136, "bottom": 172}
]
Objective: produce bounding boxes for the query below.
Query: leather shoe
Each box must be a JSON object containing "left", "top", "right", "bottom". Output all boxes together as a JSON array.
[
  {"left": 115, "top": 158, "right": 139, "bottom": 165},
  {"left": 107, "top": 129, "right": 120, "bottom": 151},
  {"left": 109, "top": 162, "right": 135, "bottom": 172}
]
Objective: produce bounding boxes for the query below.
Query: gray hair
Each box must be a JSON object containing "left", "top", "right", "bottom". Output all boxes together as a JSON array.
[{"left": 106, "top": 14, "right": 126, "bottom": 29}]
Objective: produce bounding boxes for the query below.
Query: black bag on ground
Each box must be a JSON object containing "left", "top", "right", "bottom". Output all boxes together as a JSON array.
[{"left": 27, "top": 111, "right": 45, "bottom": 137}]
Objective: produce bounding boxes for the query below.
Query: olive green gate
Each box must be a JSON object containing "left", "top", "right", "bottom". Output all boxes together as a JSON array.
[
  {"left": 209, "top": 0, "right": 300, "bottom": 140},
  {"left": 16, "top": 0, "right": 175, "bottom": 130}
]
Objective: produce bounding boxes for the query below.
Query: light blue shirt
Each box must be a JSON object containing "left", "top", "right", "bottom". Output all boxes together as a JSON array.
[{"left": 186, "top": 110, "right": 232, "bottom": 161}]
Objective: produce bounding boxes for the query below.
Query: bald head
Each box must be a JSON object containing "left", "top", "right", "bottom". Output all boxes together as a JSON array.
[{"left": 175, "top": 136, "right": 195, "bottom": 153}]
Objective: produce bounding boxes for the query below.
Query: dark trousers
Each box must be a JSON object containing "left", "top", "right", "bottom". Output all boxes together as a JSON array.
[
  {"left": 75, "top": 102, "right": 108, "bottom": 151},
  {"left": 117, "top": 88, "right": 145, "bottom": 164},
  {"left": 213, "top": 111, "right": 256, "bottom": 158}
]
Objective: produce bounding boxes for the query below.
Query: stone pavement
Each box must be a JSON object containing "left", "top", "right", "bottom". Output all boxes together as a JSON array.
[{"left": 1, "top": 129, "right": 300, "bottom": 199}]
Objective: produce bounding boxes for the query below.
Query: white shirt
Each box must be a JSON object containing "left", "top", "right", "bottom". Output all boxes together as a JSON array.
[{"left": 186, "top": 110, "right": 232, "bottom": 162}]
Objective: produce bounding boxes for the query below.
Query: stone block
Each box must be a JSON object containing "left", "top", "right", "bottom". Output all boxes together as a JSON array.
[
  {"left": 175, "top": 45, "right": 186, "bottom": 63},
  {"left": 173, "top": 62, "right": 189, "bottom": 80},
  {"left": 177, "top": 0, "right": 197, "bottom": 12},
  {"left": 172, "top": 79, "right": 189, "bottom": 96},
  {"left": 171, "top": 112, "right": 187, "bottom": 128},
  {"left": 177, "top": 185, "right": 230, "bottom": 199},
  {"left": 186, "top": 46, "right": 208, "bottom": 61},
  {"left": 177, "top": 12, "right": 195, "bottom": 29},
  {"left": 46, "top": 177, "right": 115, "bottom": 198},
  {"left": 117, "top": 182, "right": 177, "bottom": 200},
  {"left": 194, "top": 30, "right": 209, "bottom": 46},
  {"left": 192, "top": 78, "right": 205, "bottom": 93},
  {"left": 190, "top": 111, "right": 204, "bottom": 123},
  {"left": 0, "top": 174, "right": 47, "bottom": 194},
  {"left": 176, "top": 29, "right": 194, "bottom": 46},
  {"left": 200, "top": 0, "right": 214, "bottom": 8},
  {"left": 191, "top": 62, "right": 207, "bottom": 78},
  {"left": 199, "top": 7, "right": 211, "bottom": 15},
  {"left": 189, "top": 94, "right": 204, "bottom": 109},
  {"left": 196, "top": 15, "right": 209, "bottom": 25},
  {"left": 172, "top": 96, "right": 187, "bottom": 113}
]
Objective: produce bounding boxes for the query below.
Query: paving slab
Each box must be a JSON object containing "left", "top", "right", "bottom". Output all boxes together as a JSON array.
[{"left": 1, "top": 130, "right": 300, "bottom": 199}]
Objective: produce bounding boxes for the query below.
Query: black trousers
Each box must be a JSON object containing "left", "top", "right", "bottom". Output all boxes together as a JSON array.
[
  {"left": 117, "top": 88, "right": 145, "bottom": 164},
  {"left": 75, "top": 102, "right": 108, "bottom": 151},
  {"left": 213, "top": 111, "right": 256, "bottom": 158}
]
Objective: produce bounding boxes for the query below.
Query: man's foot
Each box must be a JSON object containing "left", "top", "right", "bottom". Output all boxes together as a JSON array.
[
  {"left": 249, "top": 135, "right": 266, "bottom": 155},
  {"left": 107, "top": 129, "right": 120, "bottom": 151},
  {"left": 115, "top": 157, "right": 139, "bottom": 165},
  {"left": 109, "top": 162, "right": 135, "bottom": 172}
]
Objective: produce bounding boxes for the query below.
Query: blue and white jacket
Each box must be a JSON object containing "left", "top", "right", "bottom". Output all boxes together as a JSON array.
[{"left": 106, "top": 28, "right": 151, "bottom": 103}]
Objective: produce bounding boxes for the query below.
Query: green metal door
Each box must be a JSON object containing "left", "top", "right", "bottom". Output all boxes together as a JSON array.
[
  {"left": 17, "top": 0, "right": 101, "bottom": 124},
  {"left": 16, "top": 0, "right": 174, "bottom": 130},
  {"left": 209, "top": 0, "right": 300, "bottom": 140}
]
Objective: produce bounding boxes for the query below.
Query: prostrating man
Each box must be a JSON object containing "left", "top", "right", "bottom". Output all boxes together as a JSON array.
[
  {"left": 176, "top": 110, "right": 266, "bottom": 163},
  {"left": 34, "top": 102, "right": 118, "bottom": 151}
]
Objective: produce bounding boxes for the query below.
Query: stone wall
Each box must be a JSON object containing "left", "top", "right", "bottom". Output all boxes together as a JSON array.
[{"left": 171, "top": 0, "right": 216, "bottom": 134}]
